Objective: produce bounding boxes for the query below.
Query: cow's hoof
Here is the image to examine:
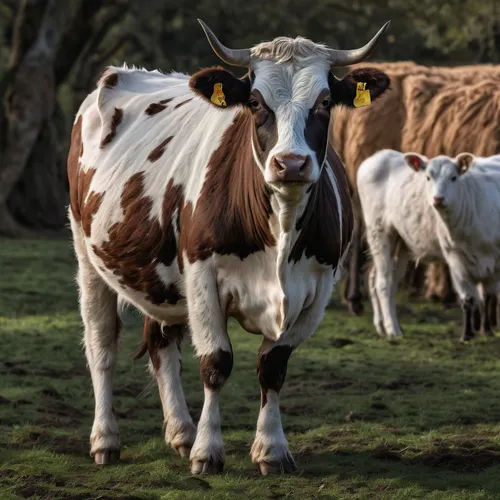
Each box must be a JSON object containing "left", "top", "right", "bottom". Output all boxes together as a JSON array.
[
  {"left": 481, "top": 329, "right": 494, "bottom": 337},
  {"left": 347, "top": 300, "right": 364, "bottom": 316},
  {"left": 190, "top": 458, "right": 224, "bottom": 475},
  {"left": 175, "top": 445, "right": 191, "bottom": 458},
  {"left": 257, "top": 455, "right": 297, "bottom": 475},
  {"left": 94, "top": 449, "right": 120, "bottom": 465},
  {"left": 164, "top": 419, "right": 196, "bottom": 458}
]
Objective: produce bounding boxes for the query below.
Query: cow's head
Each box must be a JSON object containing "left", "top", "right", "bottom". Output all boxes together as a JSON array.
[
  {"left": 190, "top": 20, "right": 391, "bottom": 196},
  {"left": 404, "top": 152, "right": 475, "bottom": 211}
]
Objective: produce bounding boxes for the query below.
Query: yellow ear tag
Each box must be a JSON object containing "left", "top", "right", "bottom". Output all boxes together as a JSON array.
[
  {"left": 353, "top": 82, "right": 371, "bottom": 108},
  {"left": 210, "top": 83, "right": 227, "bottom": 108}
]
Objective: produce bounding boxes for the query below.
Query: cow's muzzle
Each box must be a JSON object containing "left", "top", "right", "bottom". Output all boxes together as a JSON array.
[{"left": 269, "top": 154, "right": 313, "bottom": 183}]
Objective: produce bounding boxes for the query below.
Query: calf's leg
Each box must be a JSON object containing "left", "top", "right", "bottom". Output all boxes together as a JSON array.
[
  {"left": 368, "top": 265, "right": 385, "bottom": 337},
  {"left": 186, "top": 263, "right": 233, "bottom": 475},
  {"left": 139, "top": 318, "right": 196, "bottom": 457}
]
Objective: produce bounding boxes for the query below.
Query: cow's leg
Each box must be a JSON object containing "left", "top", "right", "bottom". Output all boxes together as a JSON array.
[
  {"left": 477, "top": 283, "right": 495, "bottom": 336},
  {"left": 251, "top": 275, "right": 333, "bottom": 475},
  {"left": 489, "top": 294, "right": 498, "bottom": 330},
  {"left": 143, "top": 318, "right": 196, "bottom": 457},
  {"left": 186, "top": 263, "right": 232, "bottom": 475},
  {"left": 251, "top": 339, "right": 296, "bottom": 475},
  {"left": 368, "top": 265, "right": 385, "bottom": 337},
  {"left": 346, "top": 200, "right": 364, "bottom": 315},
  {"left": 72, "top": 221, "right": 121, "bottom": 464},
  {"left": 446, "top": 255, "right": 477, "bottom": 342},
  {"left": 367, "top": 230, "right": 402, "bottom": 339}
]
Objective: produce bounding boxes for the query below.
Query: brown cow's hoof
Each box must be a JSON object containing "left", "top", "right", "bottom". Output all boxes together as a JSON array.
[
  {"left": 347, "top": 300, "right": 364, "bottom": 316},
  {"left": 257, "top": 455, "right": 297, "bottom": 475},
  {"left": 190, "top": 458, "right": 224, "bottom": 475},
  {"left": 481, "top": 329, "right": 494, "bottom": 338},
  {"left": 94, "top": 449, "right": 120, "bottom": 465}
]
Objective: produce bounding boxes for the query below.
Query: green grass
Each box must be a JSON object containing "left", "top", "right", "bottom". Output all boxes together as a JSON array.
[{"left": 2, "top": 238, "right": 500, "bottom": 499}]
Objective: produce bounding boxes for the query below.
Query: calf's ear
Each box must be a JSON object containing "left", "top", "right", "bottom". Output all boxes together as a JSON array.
[
  {"left": 329, "top": 68, "right": 390, "bottom": 108},
  {"left": 455, "top": 152, "right": 475, "bottom": 175},
  {"left": 190, "top": 67, "right": 250, "bottom": 108},
  {"left": 404, "top": 153, "right": 428, "bottom": 172}
]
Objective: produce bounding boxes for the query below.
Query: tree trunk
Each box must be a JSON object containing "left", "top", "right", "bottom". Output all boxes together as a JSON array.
[{"left": 0, "top": 0, "right": 69, "bottom": 236}]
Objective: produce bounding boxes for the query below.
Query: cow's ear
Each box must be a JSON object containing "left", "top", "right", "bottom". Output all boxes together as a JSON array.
[
  {"left": 456, "top": 152, "right": 475, "bottom": 175},
  {"left": 404, "top": 153, "right": 428, "bottom": 172},
  {"left": 329, "top": 68, "right": 390, "bottom": 108},
  {"left": 190, "top": 67, "right": 251, "bottom": 108}
]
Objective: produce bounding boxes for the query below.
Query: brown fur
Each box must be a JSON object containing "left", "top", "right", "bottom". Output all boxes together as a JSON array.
[
  {"left": 131, "top": 317, "right": 184, "bottom": 370},
  {"left": 200, "top": 349, "right": 233, "bottom": 391},
  {"left": 100, "top": 107, "right": 123, "bottom": 148},
  {"left": 185, "top": 111, "right": 275, "bottom": 262},
  {"left": 81, "top": 191, "right": 104, "bottom": 238},
  {"left": 100, "top": 70, "right": 118, "bottom": 88},
  {"left": 145, "top": 98, "right": 173, "bottom": 115},
  {"left": 148, "top": 136, "right": 174, "bottom": 162},
  {"left": 257, "top": 345, "right": 293, "bottom": 407},
  {"left": 174, "top": 98, "right": 193, "bottom": 109},
  {"left": 92, "top": 174, "right": 185, "bottom": 305},
  {"left": 68, "top": 115, "right": 84, "bottom": 222}
]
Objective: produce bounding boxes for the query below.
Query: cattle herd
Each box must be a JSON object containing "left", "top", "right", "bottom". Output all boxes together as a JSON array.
[{"left": 65, "top": 19, "right": 500, "bottom": 476}]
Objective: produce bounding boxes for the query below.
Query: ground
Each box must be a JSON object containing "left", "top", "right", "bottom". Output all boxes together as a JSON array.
[{"left": 2, "top": 239, "right": 500, "bottom": 500}]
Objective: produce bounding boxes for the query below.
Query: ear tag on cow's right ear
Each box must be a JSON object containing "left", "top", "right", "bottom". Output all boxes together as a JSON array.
[
  {"left": 353, "top": 82, "right": 371, "bottom": 108},
  {"left": 210, "top": 83, "right": 227, "bottom": 107}
]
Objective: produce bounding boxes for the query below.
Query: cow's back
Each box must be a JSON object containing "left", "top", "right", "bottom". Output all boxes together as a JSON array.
[{"left": 68, "top": 66, "right": 239, "bottom": 322}]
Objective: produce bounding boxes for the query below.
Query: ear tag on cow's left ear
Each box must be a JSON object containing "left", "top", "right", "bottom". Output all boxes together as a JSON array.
[
  {"left": 353, "top": 82, "right": 371, "bottom": 108},
  {"left": 210, "top": 83, "right": 227, "bottom": 108}
]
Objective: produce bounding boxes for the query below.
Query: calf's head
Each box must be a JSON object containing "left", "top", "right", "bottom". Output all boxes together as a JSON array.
[
  {"left": 190, "top": 20, "right": 391, "bottom": 196},
  {"left": 404, "top": 152, "right": 475, "bottom": 211}
]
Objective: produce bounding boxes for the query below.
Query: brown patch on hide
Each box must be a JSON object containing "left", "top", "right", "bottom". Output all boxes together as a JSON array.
[
  {"left": 100, "top": 107, "right": 123, "bottom": 147},
  {"left": 81, "top": 190, "right": 104, "bottom": 237},
  {"left": 257, "top": 345, "right": 293, "bottom": 407},
  {"left": 148, "top": 136, "right": 174, "bottom": 162},
  {"left": 174, "top": 98, "right": 193, "bottom": 109},
  {"left": 200, "top": 349, "right": 233, "bottom": 391},
  {"left": 92, "top": 173, "right": 186, "bottom": 305},
  {"left": 131, "top": 317, "right": 184, "bottom": 370},
  {"left": 185, "top": 111, "right": 275, "bottom": 262},
  {"left": 145, "top": 98, "right": 173, "bottom": 115},
  {"left": 100, "top": 71, "right": 118, "bottom": 88},
  {"left": 68, "top": 115, "right": 84, "bottom": 221},
  {"left": 289, "top": 146, "right": 353, "bottom": 267}
]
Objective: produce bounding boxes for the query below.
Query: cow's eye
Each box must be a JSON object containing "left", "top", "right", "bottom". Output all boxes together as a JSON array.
[
  {"left": 451, "top": 176, "right": 457, "bottom": 182},
  {"left": 321, "top": 96, "right": 331, "bottom": 108},
  {"left": 249, "top": 99, "right": 260, "bottom": 110},
  {"left": 427, "top": 176, "right": 430, "bottom": 181}
]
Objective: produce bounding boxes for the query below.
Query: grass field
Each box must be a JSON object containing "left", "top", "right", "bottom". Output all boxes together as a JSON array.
[{"left": 2, "top": 238, "right": 500, "bottom": 499}]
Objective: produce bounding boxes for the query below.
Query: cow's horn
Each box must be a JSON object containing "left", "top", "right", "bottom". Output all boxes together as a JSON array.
[
  {"left": 198, "top": 19, "right": 251, "bottom": 67},
  {"left": 328, "top": 21, "right": 391, "bottom": 67}
]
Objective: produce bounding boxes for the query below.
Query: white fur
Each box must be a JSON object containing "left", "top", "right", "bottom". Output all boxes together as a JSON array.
[
  {"left": 357, "top": 150, "right": 444, "bottom": 337},
  {"left": 423, "top": 154, "right": 500, "bottom": 306}
]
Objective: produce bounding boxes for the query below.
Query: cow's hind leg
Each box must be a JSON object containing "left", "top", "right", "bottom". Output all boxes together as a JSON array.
[
  {"left": 73, "top": 225, "right": 121, "bottom": 464},
  {"left": 139, "top": 317, "right": 196, "bottom": 457}
]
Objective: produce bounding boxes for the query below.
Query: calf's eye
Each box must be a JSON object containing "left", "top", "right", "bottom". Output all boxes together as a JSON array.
[
  {"left": 451, "top": 176, "right": 457, "bottom": 182},
  {"left": 426, "top": 176, "right": 430, "bottom": 181},
  {"left": 249, "top": 99, "right": 260, "bottom": 110}
]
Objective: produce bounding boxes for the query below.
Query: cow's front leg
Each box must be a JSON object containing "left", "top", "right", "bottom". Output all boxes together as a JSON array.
[
  {"left": 186, "top": 263, "right": 233, "bottom": 475},
  {"left": 251, "top": 339, "right": 296, "bottom": 475}
]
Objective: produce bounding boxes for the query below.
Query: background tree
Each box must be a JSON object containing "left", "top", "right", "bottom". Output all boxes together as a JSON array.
[{"left": 0, "top": 0, "right": 498, "bottom": 236}]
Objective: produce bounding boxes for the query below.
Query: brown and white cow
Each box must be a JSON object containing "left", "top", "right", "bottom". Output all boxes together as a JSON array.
[{"left": 68, "top": 19, "right": 390, "bottom": 475}]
